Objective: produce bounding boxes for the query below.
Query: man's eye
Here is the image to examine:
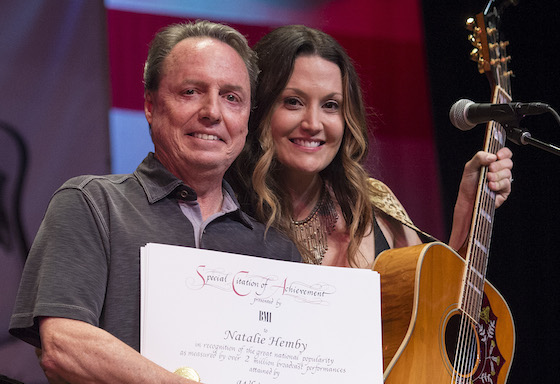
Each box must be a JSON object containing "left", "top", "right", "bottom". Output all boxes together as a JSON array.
[
  {"left": 184, "top": 89, "right": 195, "bottom": 95},
  {"left": 225, "top": 94, "right": 237, "bottom": 102}
]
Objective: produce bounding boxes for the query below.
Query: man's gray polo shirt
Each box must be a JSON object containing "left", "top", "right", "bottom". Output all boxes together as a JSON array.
[{"left": 9, "top": 153, "right": 301, "bottom": 351}]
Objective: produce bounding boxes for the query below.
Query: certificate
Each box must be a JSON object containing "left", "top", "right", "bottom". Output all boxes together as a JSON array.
[{"left": 140, "top": 243, "right": 383, "bottom": 383}]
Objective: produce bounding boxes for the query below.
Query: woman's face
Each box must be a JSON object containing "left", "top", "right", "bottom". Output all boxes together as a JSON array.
[{"left": 269, "top": 55, "right": 344, "bottom": 179}]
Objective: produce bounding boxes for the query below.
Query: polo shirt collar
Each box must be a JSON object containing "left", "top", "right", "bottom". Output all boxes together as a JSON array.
[{"left": 134, "top": 153, "right": 253, "bottom": 228}]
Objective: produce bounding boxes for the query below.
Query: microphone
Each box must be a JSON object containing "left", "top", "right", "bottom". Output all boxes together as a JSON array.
[{"left": 449, "top": 99, "right": 550, "bottom": 131}]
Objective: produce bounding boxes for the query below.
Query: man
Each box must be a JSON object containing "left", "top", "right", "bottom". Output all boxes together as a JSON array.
[{"left": 9, "top": 20, "right": 301, "bottom": 383}]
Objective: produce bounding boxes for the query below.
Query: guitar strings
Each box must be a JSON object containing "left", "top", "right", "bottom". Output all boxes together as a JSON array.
[{"left": 453, "top": 119, "right": 504, "bottom": 383}]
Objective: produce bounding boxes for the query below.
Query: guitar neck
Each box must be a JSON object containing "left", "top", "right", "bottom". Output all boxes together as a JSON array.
[
  {"left": 460, "top": 86, "right": 511, "bottom": 321},
  {"left": 458, "top": 5, "right": 514, "bottom": 322}
]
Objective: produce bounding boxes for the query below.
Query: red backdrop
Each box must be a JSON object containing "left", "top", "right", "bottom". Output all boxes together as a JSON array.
[{"left": 107, "top": 1, "right": 445, "bottom": 239}]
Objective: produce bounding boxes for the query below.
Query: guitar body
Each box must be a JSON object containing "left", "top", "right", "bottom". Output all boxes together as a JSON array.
[{"left": 373, "top": 242, "right": 515, "bottom": 384}]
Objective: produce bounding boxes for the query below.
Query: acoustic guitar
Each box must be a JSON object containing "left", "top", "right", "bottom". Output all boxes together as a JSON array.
[{"left": 372, "top": 3, "right": 516, "bottom": 383}]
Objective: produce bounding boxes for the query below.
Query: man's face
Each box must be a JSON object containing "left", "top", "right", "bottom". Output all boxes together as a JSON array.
[{"left": 145, "top": 37, "right": 251, "bottom": 179}]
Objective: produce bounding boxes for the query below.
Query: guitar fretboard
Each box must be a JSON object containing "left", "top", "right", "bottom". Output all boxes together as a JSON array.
[{"left": 460, "top": 88, "right": 509, "bottom": 321}]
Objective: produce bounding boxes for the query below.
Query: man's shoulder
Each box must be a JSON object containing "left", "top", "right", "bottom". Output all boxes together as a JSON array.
[
  {"left": 50, "top": 173, "right": 146, "bottom": 208},
  {"left": 56, "top": 173, "right": 138, "bottom": 195}
]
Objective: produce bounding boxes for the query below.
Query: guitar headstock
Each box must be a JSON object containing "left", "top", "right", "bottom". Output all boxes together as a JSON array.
[{"left": 466, "top": 1, "right": 515, "bottom": 94}]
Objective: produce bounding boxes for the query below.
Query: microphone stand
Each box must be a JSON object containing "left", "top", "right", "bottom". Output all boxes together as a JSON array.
[
  {"left": 505, "top": 126, "right": 560, "bottom": 156},
  {"left": 503, "top": 105, "right": 560, "bottom": 157}
]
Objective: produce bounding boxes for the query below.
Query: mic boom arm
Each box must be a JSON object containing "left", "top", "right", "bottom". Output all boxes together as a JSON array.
[{"left": 505, "top": 107, "right": 560, "bottom": 156}]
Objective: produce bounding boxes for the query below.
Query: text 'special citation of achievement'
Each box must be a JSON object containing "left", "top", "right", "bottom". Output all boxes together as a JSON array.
[{"left": 140, "top": 243, "right": 383, "bottom": 383}]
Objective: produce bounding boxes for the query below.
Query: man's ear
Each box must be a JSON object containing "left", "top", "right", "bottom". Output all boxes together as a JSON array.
[{"left": 144, "top": 91, "right": 154, "bottom": 124}]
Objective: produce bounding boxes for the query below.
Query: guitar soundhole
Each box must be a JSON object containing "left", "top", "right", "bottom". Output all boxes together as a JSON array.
[{"left": 444, "top": 313, "right": 478, "bottom": 376}]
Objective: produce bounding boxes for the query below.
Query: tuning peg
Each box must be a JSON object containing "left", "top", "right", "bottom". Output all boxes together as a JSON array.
[
  {"left": 490, "top": 56, "right": 512, "bottom": 65},
  {"left": 470, "top": 48, "right": 481, "bottom": 62},
  {"left": 466, "top": 17, "right": 476, "bottom": 31}
]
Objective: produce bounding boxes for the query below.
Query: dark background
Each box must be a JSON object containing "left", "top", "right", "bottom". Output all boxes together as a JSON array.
[
  {"left": 0, "top": 1, "right": 557, "bottom": 382},
  {"left": 423, "top": 0, "right": 560, "bottom": 382}
]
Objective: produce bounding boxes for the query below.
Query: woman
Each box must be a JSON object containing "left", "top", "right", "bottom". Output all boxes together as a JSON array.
[{"left": 229, "top": 25, "right": 513, "bottom": 268}]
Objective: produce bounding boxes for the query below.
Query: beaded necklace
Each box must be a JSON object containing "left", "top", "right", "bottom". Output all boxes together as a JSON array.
[{"left": 290, "top": 185, "right": 339, "bottom": 264}]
